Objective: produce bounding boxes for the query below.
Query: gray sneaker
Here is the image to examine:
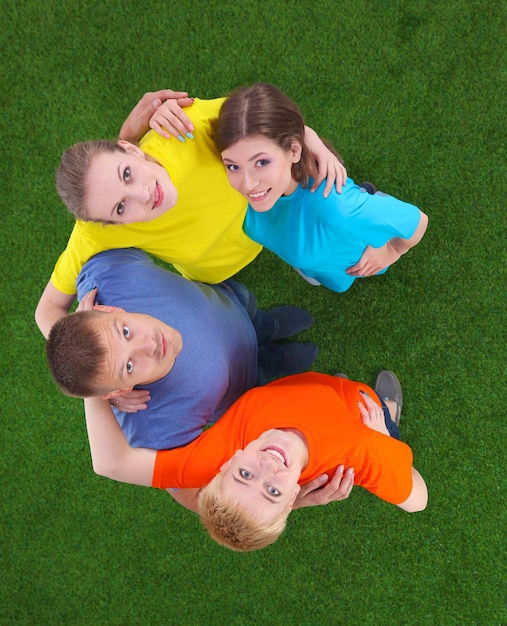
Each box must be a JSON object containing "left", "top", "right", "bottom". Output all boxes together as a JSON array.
[{"left": 374, "top": 370, "right": 403, "bottom": 425}]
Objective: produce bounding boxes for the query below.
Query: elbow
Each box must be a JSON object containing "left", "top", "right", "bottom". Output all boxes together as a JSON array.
[
  {"left": 34, "top": 302, "right": 46, "bottom": 338},
  {"left": 398, "top": 469, "right": 428, "bottom": 512},
  {"left": 403, "top": 491, "right": 428, "bottom": 513},
  {"left": 417, "top": 211, "right": 429, "bottom": 242},
  {"left": 91, "top": 458, "right": 120, "bottom": 481}
]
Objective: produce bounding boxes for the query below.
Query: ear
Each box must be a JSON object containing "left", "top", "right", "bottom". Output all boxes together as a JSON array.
[
  {"left": 92, "top": 304, "right": 125, "bottom": 313},
  {"left": 117, "top": 139, "right": 145, "bottom": 158},
  {"left": 101, "top": 387, "right": 134, "bottom": 401},
  {"left": 220, "top": 449, "right": 243, "bottom": 472},
  {"left": 290, "top": 140, "right": 303, "bottom": 164},
  {"left": 288, "top": 484, "right": 301, "bottom": 510}
]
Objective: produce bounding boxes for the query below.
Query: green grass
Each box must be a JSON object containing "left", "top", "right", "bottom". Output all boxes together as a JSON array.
[{"left": 1, "top": 1, "right": 506, "bottom": 624}]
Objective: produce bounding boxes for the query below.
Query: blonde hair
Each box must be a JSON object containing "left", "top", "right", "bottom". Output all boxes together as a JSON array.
[
  {"left": 56, "top": 140, "right": 126, "bottom": 221},
  {"left": 215, "top": 82, "right": 343, "bottom": 188},
  {"left": 197, "top": 472, "right": 289, "bottom": 552}
]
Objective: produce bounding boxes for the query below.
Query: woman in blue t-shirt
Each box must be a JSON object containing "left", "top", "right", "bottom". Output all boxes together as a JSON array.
[{"left": 215, "top": 83, "right": 428, "bottom": 293}]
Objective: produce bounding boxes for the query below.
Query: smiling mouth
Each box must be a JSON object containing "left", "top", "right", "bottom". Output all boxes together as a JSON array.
[
  {"left": 262, "top": 447, "right": 287, "bottom": 466},
  {"left": 153, "top": 182, "right": 163, "bottom": 209},
  {"left": 248, "top": 189, "right": 271, "bottom": 201}
]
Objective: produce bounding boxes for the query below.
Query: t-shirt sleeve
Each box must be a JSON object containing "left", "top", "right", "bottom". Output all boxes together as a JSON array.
[
  {"left": 50, "top": 222, "right": 108, "bottom": 295},
  {"left": 343, "top": 192, "right": 422, "bottom": 248},
  {"left": 152, "top": 427, "right": 226, "bottom": 489},
  {"left": 354, "top": 427, "right": 414, "bottom": 505}
]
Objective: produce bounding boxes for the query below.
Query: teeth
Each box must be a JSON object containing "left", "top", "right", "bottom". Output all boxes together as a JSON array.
[
  {"left": 264, "top": 448, "right": 286, "bottom": 465},
  {"left": 249, "top": 190, "right": 268, "bottom": 199}
]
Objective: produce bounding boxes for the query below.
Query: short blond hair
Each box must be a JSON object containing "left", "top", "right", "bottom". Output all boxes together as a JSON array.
[{"left": 197, "top": 472, "right": 290, "bottom": 551}]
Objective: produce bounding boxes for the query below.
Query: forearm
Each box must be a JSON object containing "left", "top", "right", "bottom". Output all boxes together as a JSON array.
[{"left": 84, "top": 396, "right": 155, "bottom": 486}]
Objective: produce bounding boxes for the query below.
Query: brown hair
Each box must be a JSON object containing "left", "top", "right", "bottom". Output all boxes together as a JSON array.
[
  {"left": 56, "top": 140, "right": 126, "bottom": 221},
  {"left": 46, "top": 311, "right": 109, "bottom": 397},
  {"left": 198, "top": 472, "right": 289, "bottom": 552},
  {"left": 215, "top": 83, "right": 342, "bottom": 188}
]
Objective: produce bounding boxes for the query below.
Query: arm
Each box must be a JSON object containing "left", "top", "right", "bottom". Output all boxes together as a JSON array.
[
  {"left": 119, "top": 89, "right": 195, "bottom": 143},
  {"left": 359, "top": 390, "right": 427, "bottom": 512},
  {"left": 347, "top": 210, "right": 429, "bottom": 277},
  {"left": 397, "top": 467, "right": 428, "bottom": 512},
  {"left": 304, "top": 125, "right": 347, "bottom": 196},
  {"left": 84, "top": 396, "right": 156, "bottom": 486},
  {"left": 35, "top": 279, "right": 76, "bottom": 338}
]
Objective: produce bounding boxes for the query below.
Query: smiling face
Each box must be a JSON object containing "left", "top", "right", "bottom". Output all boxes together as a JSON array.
[
  {"left": 90, "top": 307, "right": 183, "bottom": 397},
  {"left": 219, "top": 428, "right": 308, "bottom": 525},
  {"left": 221, "top": 135, "right": 302, "bottom": 213},
  {"left": 85, "top": 142, "right": 178, "bottom": 223}
]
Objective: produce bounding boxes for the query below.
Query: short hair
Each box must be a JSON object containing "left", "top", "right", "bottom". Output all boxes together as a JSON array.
[
  {"left": 197, "top": 472, "right": 290, "bottom": 552},
  {"left": 215, "top": 82, "right": 343, "bottom": 188},
  {"left": 56, "top": 140, "right": 125, "bottom": 221},
  {"left": 46, "top": 311, "right": 109, "bottom": 397}
]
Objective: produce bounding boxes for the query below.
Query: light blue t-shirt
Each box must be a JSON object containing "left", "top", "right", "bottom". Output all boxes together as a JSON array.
[
  {"left": 243, "top": 177, "right": 421, "bottom": 293},
  {"left": 76, "top": 249, "right": 257, "bottom": 449}
]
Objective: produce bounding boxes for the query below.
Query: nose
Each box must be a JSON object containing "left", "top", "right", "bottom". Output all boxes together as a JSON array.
[
  {"left": 130, "top": 183, "right": 150, "bottom": 204},
  {"left": 243, "top": 170, "right": 259, "bottom": 192},
  {"left": 135, "top": 335, "right": 156, "bottom": 357}
]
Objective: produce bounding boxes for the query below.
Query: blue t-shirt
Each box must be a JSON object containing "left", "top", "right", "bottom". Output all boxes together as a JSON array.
[
  {"left": 243, "top": 177, "right": 421, "bottom": 293},
  {"left": 76, "top": 249, "right": 258, "bottom": 449}
]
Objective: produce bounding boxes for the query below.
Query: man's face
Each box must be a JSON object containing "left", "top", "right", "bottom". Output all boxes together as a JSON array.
[
  {"left": 219, "top": 429, "right": 306, "bottom": 525},
  {"left": 85, "top": 142, "right": 178, "bottom": 223},
  {"left": 91, "top": 308, "right": 183, "bottom": 396}
]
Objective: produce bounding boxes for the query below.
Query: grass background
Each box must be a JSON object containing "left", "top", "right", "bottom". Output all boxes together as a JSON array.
[{"left": 1, "top": 1, "right": 506, "bottom": 624}]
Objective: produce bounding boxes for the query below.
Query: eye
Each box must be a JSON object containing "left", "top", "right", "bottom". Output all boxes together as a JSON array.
[
  {"left": 122, "top": 325, "right": 131, "bottom": 339},
  {"left": 267, "top": 486, "right": 281, "bottom": 497},
  {"left": 255, "top": 158, "right": 270, "bottom": 167},
  {"left": 225, "top": 164, "right": 240, "bottom": 172},
  {"left": 126, "top": 359, "right": 133, "bottom": 374},
  {"left": 123, "top": 167, "right": 131, "bottom": 182},
  {"left": 116, "top": 201, "right": 125, "bottom": 216},
  {"left": 239, "top": 469, "right": 253, "bottom": 479}
]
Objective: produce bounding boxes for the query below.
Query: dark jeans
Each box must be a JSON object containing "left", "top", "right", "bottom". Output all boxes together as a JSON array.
[
  {"left": 379, "top": 397, "right": 401, "bottom": 439},
  {"left": 223, "top": 280, "right": 285, "bottom": 385}
]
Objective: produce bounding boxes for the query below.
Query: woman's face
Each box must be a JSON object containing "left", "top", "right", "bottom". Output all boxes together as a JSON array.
[
  {"left": 221, "top": 135, "right": 302, "bottom": 212},
  {"left": 85, "top": 142, "right": 178, "bottom": 223}
]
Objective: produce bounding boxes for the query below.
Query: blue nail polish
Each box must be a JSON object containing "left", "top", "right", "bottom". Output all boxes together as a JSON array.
[
  {"left": 186, "top": 132, "right": 194, "bottom": 139},
  {"left": 177, "top": 135, "right": 185, "bottom": 143}
]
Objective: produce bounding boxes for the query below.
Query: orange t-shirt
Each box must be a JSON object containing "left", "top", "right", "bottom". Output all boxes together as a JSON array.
[{"left": 153, "top": 373, "right": 414, "bottom": 505}]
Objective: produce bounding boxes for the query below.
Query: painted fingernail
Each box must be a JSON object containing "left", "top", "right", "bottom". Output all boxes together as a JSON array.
[
  {"left": 186, "top": 132, "right": 194, "bottom": 139},
  {"left": 177, "top": 135, "right": 185, "bottom": 142}
]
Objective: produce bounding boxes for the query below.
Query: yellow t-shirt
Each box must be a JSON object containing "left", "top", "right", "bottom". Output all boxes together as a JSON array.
[{"left": 51, "top": 97, "right": 262, "bottom": 294}]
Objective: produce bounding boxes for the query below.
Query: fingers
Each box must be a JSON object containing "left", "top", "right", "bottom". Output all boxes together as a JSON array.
[
  {"left": 298, "top": 473, "right": 329, "bottom": 498},
  {"left": 294, "top": 466, "right": 355, "bottom": 508},
  {"left": 76, "top": 288, "right": 98, "bottom": 311},
  {"left": 308, "top": 466, "right": 354, "bottom": 504},
  {"left": 312, "top": 159, "right": 347, "bottom": 197},
  {"left": 150, "top": 100, "right": 195, "bottom": 140},
  {"left": 110, "top": 389, "right": 151, "bottom": 413}
]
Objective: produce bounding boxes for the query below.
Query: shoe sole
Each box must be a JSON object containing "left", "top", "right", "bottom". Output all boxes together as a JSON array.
[{"left": 374, "top": 370, "right": 403, "bottom": 425}]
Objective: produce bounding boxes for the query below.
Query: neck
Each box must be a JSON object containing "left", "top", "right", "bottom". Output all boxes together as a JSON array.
[{"left": 283, "top": 178, "right": 298, "bottom": 196}]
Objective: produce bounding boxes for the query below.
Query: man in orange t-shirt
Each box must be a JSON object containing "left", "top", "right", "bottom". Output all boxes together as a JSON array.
[
  {"left": 152, "top": 372, "right": 426, "bottom": 528},
  {"left": 85, "top": 372, "right": 427, "bottom": 550}
]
